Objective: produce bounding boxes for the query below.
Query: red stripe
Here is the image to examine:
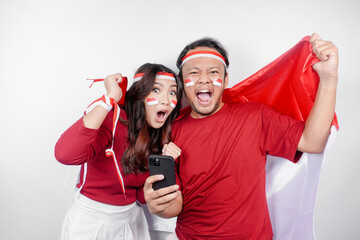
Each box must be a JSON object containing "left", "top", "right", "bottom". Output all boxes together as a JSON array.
[
  {"left": 147, "top": 97, "right": 157, "bottom": 102},
  {"left": 134, "top": 73, "right": 144, "bottom": 78},
  {"left": 185, "top": 79, "right": 192, "bottom": 83},
  {"left": 157, "top": 72, "right": 175, "bottom": 77},
  {"left": 181, "top": 51, "right": 226, "bottom": 62}
]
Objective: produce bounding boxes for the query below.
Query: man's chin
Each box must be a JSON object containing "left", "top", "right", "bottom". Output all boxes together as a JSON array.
[{"left": 191, "top": 102, "right": 220, "bottom": 118}]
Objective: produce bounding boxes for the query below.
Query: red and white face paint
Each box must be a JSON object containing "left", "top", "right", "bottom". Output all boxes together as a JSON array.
[
  {"left": 147, "top": 97, "right": 159, "bottom": 106},
  {"left": 185, "top": 78, "right": 194, "bottom": 87},
  {"left": 213, "top": 78, "right": 223, "bottom": 87},
  {"left": 170, "top": 99, "right": 177, "bottom": 108}
]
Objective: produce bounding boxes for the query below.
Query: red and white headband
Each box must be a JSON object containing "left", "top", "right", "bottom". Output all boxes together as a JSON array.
[
  {"left": 133, "top": 72, "right": 176, "bottom": 82},
  {"left": 181, "top": 51, "right": 227, "bottom": 67}
]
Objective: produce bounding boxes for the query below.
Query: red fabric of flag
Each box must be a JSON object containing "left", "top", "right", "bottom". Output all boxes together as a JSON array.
[{"left": 222, "top": 36, "right": 338, "bottom": 129}]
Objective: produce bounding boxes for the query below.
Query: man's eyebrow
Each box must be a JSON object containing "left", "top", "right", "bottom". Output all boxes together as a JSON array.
[{"left": 187, "top": 65, "right": 222, "bottom": 71}]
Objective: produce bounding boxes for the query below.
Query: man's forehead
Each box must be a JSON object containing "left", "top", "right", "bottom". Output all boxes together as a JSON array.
[{"left": 182, "top": 47, "right": 226, "bottom": 70}]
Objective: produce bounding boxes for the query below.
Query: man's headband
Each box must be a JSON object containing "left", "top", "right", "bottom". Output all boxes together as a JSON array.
[{"left": 181, "top": 51, "right": 227, "bottom": 68}]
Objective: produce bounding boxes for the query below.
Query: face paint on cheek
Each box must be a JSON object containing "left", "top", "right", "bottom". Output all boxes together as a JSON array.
[
  {"left": 170, "top": 100, "right": 177, "bottom": 108},
  {"left": 213, "top": 78, "right": 223, "bottom": 87},
  {"left": 146, "top": 97, "right": 159, "bottom": 106},
  {"left": 185, "top": 78, "right": 194, "bottom": 87}
]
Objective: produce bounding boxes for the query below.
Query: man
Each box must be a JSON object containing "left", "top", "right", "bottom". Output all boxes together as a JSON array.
[{"left": 144, "top": 33, "right": 338, "bottom": 239}]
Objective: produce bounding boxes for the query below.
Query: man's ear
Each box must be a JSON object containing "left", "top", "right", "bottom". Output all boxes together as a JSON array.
[{"left": 224, "top": 72, "right": 229, "bottom": 88}]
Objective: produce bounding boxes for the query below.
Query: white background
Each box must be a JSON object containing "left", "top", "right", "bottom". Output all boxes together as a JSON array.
[{"left": 1, "top": 0, "right": 359, "bottom": 239}]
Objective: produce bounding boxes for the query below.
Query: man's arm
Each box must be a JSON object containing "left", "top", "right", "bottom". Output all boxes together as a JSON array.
[{"left": 298, "top": 33, "right": 339, "bottom": 153}]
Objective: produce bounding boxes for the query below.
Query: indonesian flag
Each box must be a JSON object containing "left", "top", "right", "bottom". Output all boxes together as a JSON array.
[
  {"left": 170, "top": 100, "right": 177, "bottom": 108},
  {"left": 147, "top": 97, "right": 158, "bottom": 106},
  {"left": 213, "top": 78, "right": 222, "bottom": 87},
  {"left": 185, "top": 78, "right": 194, "bottom": 87},
  {"left": 178, "top": 36, "right": 338, "bottom": 240}
]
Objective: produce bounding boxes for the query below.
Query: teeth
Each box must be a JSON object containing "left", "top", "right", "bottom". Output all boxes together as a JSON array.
[{"left": 198, "top": 90, "right": 210, "bottom": 93}]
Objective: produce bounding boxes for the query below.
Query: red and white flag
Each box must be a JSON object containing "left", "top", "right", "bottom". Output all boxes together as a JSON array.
[
  {"left": 185, "top": 79, "right": 194, "bottom": 87},
  {"left": 213, "top": 78, "right": 222, "bottom": 87},
  {"left": 170, "top": 100, "right": 177, "bottom": 108},
  {"left": 147, "top": 97, "right": 158, "bottom": 106}
]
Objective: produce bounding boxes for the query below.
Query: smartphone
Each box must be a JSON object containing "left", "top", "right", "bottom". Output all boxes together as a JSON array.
[{"left": 148, "top": 154, "right": 176, "bottom": 191}]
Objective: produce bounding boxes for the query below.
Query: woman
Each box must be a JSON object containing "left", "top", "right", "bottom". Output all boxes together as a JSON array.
[{"left": 55, "top": 63, "right": 183, "bottom": 240}]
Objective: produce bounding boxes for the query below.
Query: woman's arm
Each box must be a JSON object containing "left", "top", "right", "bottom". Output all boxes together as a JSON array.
[
  {"left": 55, "top": 73, "right": 125, "bottom": 164},
  {"left": 83, "top": 73, "right": 124, "bottom": 129}
]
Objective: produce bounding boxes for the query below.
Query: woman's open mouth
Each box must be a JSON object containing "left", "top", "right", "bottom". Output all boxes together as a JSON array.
[{"left": 156, "top": 110, "right": 167, "bottom": 123}]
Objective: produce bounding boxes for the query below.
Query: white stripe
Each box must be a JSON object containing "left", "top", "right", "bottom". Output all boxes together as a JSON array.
[
  {"left": 85, "top": 101, "right": 112, "bottom": 114},
  {"left": 106, "top": 148, "right": 126, "bottom": 194},
  {"left": 147, "top": 100, "right": 159, "bottom": 106},
  {"left": 133, "top": 76, "right": 143, "bottom": 82},
  {"left": 181, "top": 53, "right": 226, "bottom": 67},
  {"left": 156, "top": 75, "right": 176, "bottom": 81},
  {"left": 170, "top": 102, "right": 176, "bottom": 108},
  {"left": 103, "top": 95, "right": 111, "bottom": 106},
  {"left": 77, "top": 162, "right": 87, "bottom": 195},
  {"left": 213, "top": 80, "right": 222, "bottom": 87},
  {"left": 185, "top": 81, "right": 194, "bottom": 87}
]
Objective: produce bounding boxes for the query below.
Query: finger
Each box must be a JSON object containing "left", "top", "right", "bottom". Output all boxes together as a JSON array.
[
  {"left": 149, "top": 195, "right": 179, "bottom": 213},
  {"left": 151, "top": 190, "right": 181, "bottom": 206},
  {"left": 314, "top": 44, "right": 338, "bottom": 61},
  {"left": 144, "top": 175, "right": 164, "bottom": 191},
  {"left": 149, "top": 184, "right": 179, "bottom": 199},
  {"left": 164, "top": 143, "right": 181, "bottom": 156},
  {"left": 310, "top": 33, "right": 321, "bottom": 43},
  {"left": 168, "top": 142, "right": 181, "bottom": 152},
  {"left": 116, "top": 73, "right": 123, "bottom": 83},
  {"left": 162, "top": 144, "right": 167, "bottom": 153}
]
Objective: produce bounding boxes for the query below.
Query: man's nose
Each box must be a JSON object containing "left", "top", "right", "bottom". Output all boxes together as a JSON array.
[{"left": 198, "top": 72, "right": 211, "bottom": 84}]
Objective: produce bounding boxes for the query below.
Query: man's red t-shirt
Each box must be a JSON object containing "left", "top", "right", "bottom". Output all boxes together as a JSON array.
[{"left": 172, "top": 102, "right": 304, "bottom": 240}]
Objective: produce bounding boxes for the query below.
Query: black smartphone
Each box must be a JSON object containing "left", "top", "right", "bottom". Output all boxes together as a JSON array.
[{"left": 148, "top": 154, "right": 176, "bottom": 191}]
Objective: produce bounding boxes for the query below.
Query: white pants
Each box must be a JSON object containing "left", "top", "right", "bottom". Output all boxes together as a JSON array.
[{"left": 61, "top": 193, "right": 150, "bottom": 240}]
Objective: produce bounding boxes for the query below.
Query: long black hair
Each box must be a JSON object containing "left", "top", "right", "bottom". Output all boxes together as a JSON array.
[{"left": 121, "top": 63, "right": 183, "bottom": 174}]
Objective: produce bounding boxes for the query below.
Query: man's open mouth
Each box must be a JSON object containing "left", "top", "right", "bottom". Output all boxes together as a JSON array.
[{"left": 196, "top": 89, "right": 212, "bottom": 104}]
